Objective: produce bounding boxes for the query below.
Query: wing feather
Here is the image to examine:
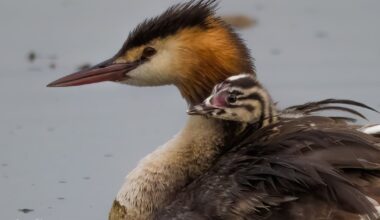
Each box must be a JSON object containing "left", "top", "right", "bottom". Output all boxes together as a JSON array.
[{"left": 156, "top": 116, "right": 380, "bottom": 220}]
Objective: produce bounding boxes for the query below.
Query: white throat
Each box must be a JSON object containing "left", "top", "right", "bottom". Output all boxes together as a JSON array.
[{"left": 115, "top": 115, "right": 226, "bottom": 219}]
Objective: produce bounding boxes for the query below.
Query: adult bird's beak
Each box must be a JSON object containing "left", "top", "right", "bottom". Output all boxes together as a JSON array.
[{"left": 47, "top": 58, "right": 140, "bottom": 87}]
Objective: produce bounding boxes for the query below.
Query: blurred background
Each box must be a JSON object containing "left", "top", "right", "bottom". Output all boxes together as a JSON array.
[{"left": 1, "top": 0, "right": 379, "bottom": 219}]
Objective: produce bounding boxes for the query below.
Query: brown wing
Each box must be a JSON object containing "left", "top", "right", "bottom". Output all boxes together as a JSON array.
[{"left": 156, "top": 116, "right": 380, "bottom": 220}]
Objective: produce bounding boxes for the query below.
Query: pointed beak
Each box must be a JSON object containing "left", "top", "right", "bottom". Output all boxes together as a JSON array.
[
  {"left": 47, "top": 59, "right": 141, "bottom": 87},
  {"left": 187, "top": 102, "right": 218, "bottom": 116}
]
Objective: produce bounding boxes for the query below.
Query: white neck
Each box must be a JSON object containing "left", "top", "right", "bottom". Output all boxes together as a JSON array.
[{"left": 115, "top": 116, "right": 227, "bottom": 219}]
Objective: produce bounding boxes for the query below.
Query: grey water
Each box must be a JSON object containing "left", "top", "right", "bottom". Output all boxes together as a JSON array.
[{"left": 1, "top": 0, "right": 380, "bottom": 219}]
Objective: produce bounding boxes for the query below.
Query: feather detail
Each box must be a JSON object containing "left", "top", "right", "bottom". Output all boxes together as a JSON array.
[
  {"left": 284, "top": 99, "right": 378, "bottom": 113},
  {"left": 156, "top": 116, "right": 380, "bottom": 220},
  {"left": 282, "top": 99, "right": 378, "bottom": 121},
  {"left": 360, "top": 125, "right": 380, "bottom": 136}
]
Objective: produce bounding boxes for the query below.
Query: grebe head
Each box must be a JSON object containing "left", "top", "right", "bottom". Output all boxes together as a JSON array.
[
  {"left": 188, "top": 74, "right": 275, "bottom": 124},
  {"left": 47, "top": 0, "right": 254, "bottom": 105}
]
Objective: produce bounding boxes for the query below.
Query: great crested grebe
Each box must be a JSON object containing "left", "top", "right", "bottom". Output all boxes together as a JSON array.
[
  {"left": 160, "top": 74, "right": 380, "bottom": 220},
  {"left": 46, "top": 1, "right": 380, "bottom": 219}
]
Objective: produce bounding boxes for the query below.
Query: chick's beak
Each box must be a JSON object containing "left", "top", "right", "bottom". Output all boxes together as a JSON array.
[
  {"left": 47, "top": 59, "right": 140, "bottom": 87},
  {"left": 187, "top": 102, "right": 218, "bottom": 116}
]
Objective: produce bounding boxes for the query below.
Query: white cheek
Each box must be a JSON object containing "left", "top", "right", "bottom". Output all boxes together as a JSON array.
[
  {"left": 235, "top": 108, "right": 252, "bottom": 122},
  {"left": 224, "top": 106, "right": 259, "bottom": 123},
  {"left": 122, "top": 50, "right": 176, "bottom": 86}
]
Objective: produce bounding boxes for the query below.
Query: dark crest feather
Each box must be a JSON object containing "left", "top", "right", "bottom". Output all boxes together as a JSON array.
[
  {"left": 283, "top": 98, "right": 378, "bottom": 120},
  {"left": 118, "top": 0, "right": 218, "bottom": 54},
  {"left": 285, "top": 99, "right": 378, "bottom": 113},
  {"left": 305, "top": 106, "right": 368, "bottom": 120}
]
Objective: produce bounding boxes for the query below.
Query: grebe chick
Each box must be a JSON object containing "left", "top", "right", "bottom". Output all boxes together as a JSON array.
[
  {"left": 188, "top": 74, "right": 276, "bottom": 127},
  {"left": 189, "top": 73, "right": 379, "bottom": 125},
  {"left": 46, "top": 0, "right": 380, "bottom": 219},
  {"left": 155, "top": 75, "right": 380, "bottom": 220}
]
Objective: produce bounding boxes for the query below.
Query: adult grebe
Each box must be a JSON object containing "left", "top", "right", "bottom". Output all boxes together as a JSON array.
[
  {"left": 47, "top": 1, "right": 380, "bottom": 219},
  {"left": 165, "top": 74, "right": 380, "bottom": 220},
  {"left": 49, "top": 1, "right": 253, "bottom": 218}
]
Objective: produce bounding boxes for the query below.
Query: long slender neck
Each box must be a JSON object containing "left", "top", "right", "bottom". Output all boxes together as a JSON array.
[
  {"left": 109, "top": 24, "right": 257, "bottom": 220},
  {"left": 110, "top": 116, "right": 242, "bottom": 220}
]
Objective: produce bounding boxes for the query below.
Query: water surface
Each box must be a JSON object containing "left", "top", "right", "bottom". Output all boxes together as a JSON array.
[{"left": 1, "top": 1, "right": 379, "bottom": 219}]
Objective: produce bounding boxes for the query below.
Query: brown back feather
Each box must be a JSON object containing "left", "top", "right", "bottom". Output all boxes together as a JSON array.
[{"left": 156, "top": 116, "right": 380, "bottom": 220}]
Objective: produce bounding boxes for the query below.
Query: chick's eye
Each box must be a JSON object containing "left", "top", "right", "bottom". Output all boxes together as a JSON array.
[
  {"left": 227, "top": 94, "right": 237, "bottom": 104},
  {"left": 142, "top": 47, "right": 157, "bottom": 59}
]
